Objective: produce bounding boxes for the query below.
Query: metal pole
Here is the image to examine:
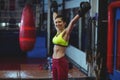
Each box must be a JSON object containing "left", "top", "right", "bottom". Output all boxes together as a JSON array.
[
  {"left": 78, "top": 19, "right": 82, "bottom": 49},
  {"left": 47, "top": 0, "right": 51, "bottom": 55}
]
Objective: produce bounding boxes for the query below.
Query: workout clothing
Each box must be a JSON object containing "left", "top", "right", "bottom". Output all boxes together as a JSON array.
[
  {"left": 52, "top": 56, "right": 69, "bottom": 80},
  {"left": 52, "top": 31, "right": 68, "bottom": 47}
]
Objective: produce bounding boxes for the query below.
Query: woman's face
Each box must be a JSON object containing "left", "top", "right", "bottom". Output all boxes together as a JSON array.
[{"left": 54, "top": 18, "right": 66, "bottom": 30}]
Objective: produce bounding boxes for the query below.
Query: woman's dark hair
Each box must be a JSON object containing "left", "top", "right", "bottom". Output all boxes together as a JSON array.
[{"left": 55, "top": 15, "right": 66, "bottom": 22}]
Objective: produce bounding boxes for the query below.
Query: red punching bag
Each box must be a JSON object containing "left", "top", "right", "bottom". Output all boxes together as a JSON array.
[{"left": 19, "top": 4, "right": 36, "bottom": 52}]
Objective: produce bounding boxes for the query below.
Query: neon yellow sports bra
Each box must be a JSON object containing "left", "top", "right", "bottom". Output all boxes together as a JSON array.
[{"left": 52, "top": 31, "right": 69, "bottom": 47}]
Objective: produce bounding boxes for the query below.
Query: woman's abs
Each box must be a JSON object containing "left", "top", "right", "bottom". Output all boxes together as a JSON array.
[{"left": 53, "top": 45, "right": 66, "bottom": 59}]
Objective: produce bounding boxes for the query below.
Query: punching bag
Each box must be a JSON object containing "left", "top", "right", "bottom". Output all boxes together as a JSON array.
[{"left": 19, "top": 4, "right": 36, "bottom": 52}]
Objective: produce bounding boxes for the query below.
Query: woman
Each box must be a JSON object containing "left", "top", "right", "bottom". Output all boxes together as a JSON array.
[{"left": 51, "top": 1, "right": 91, "bottom": 80}]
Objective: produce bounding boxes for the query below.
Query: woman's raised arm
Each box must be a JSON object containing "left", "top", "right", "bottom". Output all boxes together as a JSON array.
[{"left": 66, "top": 2, "right": 91, "bottom": 34}]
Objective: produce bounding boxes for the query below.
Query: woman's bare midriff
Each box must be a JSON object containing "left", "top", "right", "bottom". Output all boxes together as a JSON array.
[{"left": 52, "top": 45, "right": 67, "bottom": 59}]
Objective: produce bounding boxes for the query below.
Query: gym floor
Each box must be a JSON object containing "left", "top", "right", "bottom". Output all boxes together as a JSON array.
[
  {"left": 0, "top": 56, "right": 90, "bottom": 80},
  {"left": 0, "top": 65, "right": 87, "bottom": 80}
]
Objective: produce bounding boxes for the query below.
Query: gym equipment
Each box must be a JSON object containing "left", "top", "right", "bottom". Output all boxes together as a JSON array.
[
  {"left": 78, "top": 2, "right": 91, "bottom": 17},
  {"left": 19, "top": 4, "right": 36, "bottom": 52},
  {"left": 51, "top": 0, "right": 58, "bottom": 12},
  {"left": 116, "top": 20, "right": 120, "bottom": 70},
  {"left": 107, "top": 2, "right": 120, "bottom": 80},
  {"left": 107, "top": 1, "right": 115, "bottom": 73}
]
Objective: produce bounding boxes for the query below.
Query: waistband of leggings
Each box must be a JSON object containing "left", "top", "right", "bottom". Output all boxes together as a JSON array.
[{"left": 52, "top": 56, "right": 66, "bottom": 61}]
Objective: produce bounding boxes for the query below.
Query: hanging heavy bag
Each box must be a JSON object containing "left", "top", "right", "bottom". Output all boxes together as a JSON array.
[{"left": 19, "top": 4, "right": 36, "bottom": 52}]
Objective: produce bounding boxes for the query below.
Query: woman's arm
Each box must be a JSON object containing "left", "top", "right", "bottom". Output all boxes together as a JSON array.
[
  {"left": 51, "top": 1, "right": 58, "bottom": 23},
  {"left": 66, "top": 14, "right": 80, "bottom": 34},
  {"left": 53, "top": 12, "right": 58, "bottom": 23},
  {"left": 66, "top": 2, "right": 91, "bottom": 35}
]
